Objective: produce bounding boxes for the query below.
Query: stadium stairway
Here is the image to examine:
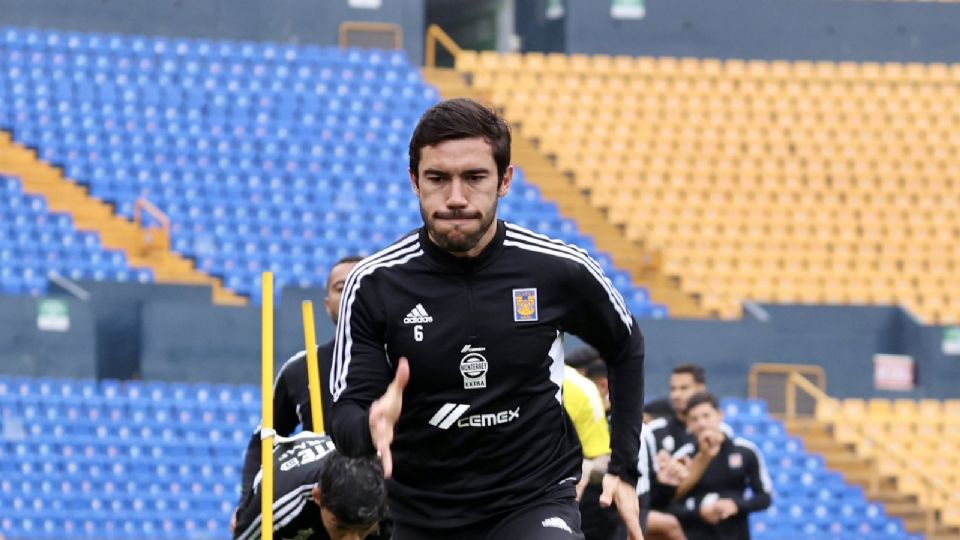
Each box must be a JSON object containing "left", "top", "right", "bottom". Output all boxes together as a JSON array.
[
  {"left": 0, "top": 130, "right": 245, "bottom": 305},
  {"left": 422, "top": 66, "right": 708, "bottom": 318},
  {"left": 787, "top": 417, "right": 959, "bottom": 540}
]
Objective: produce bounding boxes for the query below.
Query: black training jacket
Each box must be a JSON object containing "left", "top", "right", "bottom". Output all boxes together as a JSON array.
[
  {"left": 234, "top": 433, "right": 336, "bottom": 540},
  {"left": 330, "top": 220, "right": 645, "bottom": 529},
  {"left": 648, "top": 411, "right": 694, "bottom": 456},
  {"left": 668, "top": 436, "right": 774, "bottom": 540},
  {"left": 239, "top": 342, "right": 335, "bottom": 503}
]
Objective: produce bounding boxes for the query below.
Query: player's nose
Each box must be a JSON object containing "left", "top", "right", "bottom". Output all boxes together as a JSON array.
[{"left": 446, "top": 178, "right": 468, "bottom": 207}]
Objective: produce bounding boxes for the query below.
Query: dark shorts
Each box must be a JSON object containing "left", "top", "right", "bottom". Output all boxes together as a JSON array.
[
  {"left": 579, "top": 484, "right": 626, "bottom": 540},
  {"left": 394, "top": 496, "right": 586, "bottom": 540}
]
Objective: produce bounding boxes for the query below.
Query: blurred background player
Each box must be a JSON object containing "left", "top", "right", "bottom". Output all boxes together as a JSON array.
[
  {"left": 564, "top": 361, "right": 622, "bottom": 540},
  {"left": 235, "top": 257, "right": 363, "bottom": 527},
  {"left": 234, "top": 432, "right": 387, "bottom": 540},
  {"left": 667, "top": 393, "right": 772, "bottom": 540},
  {"left": 567, "top": 346, "right": 688, "bottom": 540},
  {"left": 649, "top": 365, "right": 708, "bottom": 455}
]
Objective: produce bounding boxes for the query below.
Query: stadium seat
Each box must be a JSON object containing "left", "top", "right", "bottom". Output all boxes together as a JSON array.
[
  {"left": 0, "top": 27, "right": 660, "bottom": 317},
  {"left": 458, "top": 52, "right": 960, "bottom": 323}
]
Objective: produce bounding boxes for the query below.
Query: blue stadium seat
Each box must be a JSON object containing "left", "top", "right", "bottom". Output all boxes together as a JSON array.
[{"left": 0, "top": 27, "right": 664, "bottom": 317}]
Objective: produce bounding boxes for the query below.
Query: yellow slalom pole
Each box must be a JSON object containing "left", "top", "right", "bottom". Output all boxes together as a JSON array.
[
  {"left": 301, "top": 301, "right": 325, "bottom": 435},
  {"left": 261, "top": 272, "right": 275, "bottom": 540}
]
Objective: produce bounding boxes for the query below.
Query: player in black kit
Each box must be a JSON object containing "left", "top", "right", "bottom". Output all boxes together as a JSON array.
[
  {"left": 330, "top": 99, "right": 646, "bottom": 540},
  {"left": 234, "top": 433, "right": 387, "bottom": 540},
  {"left": 668, "top": 393, "right": 772, "bottom": 540},
  {"left": 234, "top": 257, "right": 362, "bottom": 529}
]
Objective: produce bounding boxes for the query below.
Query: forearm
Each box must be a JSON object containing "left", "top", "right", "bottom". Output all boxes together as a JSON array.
[
  {"left": 606, "top": 328, "right": 645, "bottom": 485},
  {"left": 330, "top": 401, "right": 375, "bottom": 457},
  {"left": 732, "top": 492, "right": 771, "bottom": 514},
  {"left": 674, "top": 452, "right": 711, "bottom": 500},
  {"left": 239, "top": 430, "right": 262, "bottom": 504}
]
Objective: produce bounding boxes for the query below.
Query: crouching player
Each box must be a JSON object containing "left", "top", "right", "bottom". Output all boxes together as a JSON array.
[{"left": 234, "top": 432, "right": 388, "bottom": 540}]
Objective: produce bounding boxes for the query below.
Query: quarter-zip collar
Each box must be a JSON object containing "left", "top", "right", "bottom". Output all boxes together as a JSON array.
[{"left": 419, "top": 220, "right": 506, "bottom": 273}]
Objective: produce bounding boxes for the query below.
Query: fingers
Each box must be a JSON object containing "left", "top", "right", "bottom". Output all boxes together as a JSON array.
[
  {"left": 620, "top": 502, "right": 644, "bottom": 540},
  {"left": 611, "top": 482, "right": 643, "bottom": 540},
  {"left": 598, "top": 474, "right": 617, "bottom": 507}
]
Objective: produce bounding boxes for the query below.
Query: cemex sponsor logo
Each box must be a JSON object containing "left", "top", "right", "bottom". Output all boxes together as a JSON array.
[
  {"left": 403, "top": 304, "right": 433, "bottom": 324},
  {"left": 428, "top": 404, "right": 520, "bottom": 429},
  {"left": 457, "top": 407, "right": 520, "bottom": 428}
]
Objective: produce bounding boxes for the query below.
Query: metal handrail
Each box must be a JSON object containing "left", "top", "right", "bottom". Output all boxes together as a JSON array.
[
  {"left": 749, "top": 362, "right": 826, "bottom": 404},
  {"left": 425, "top": 24, "right": 463, "bottom": 68},
  {"left": 134, "top": 197, "right": 170, "bottom": 254}
]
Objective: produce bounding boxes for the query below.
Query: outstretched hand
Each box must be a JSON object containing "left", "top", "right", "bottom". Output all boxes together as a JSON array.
[
  {"left": 368, "top": 357, "right": 410, "bottom": 478},
  {"left": 599, "top": 473, "right": 645, "bottom": 540}
]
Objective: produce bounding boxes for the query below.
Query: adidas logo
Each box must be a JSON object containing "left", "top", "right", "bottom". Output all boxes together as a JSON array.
[{"left": 403, "top": 303, "right": 433, "bottom": 324}]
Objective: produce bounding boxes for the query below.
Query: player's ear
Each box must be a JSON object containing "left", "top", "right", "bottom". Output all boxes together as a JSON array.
[
  {"left": 311, "top": 484, "right": 322, "bottom": 506},
  {"left": 497, "top": 164, "right": 514, "bottom": 197},
  {"left": 409, "top": 169, "right": 420, "bottom": 194}
]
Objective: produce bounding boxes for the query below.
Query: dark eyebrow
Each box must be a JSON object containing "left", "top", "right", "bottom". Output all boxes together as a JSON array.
[
  {"left": 463, "top": 168, "right": 490, "bottom": 176},
  {"left": 422, "top": 169, "right": 450, "bottom": 177}
]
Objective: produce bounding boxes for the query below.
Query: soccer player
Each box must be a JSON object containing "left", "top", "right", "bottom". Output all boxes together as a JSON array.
[
  {"left": 564, "top": 363, "right": 622, "bottom": 540},
  {"left": 667, "top": 393, "right": 772, "bottom": 540},
  {"left": 234, "top": 432, "right": 387, "bottom": 540},
  {"left": 330, "top": 98, "right": 646, "bottom": 540},
  {"left": 235, "top": 257, "right": 362, "bottom": 525},
  {"left": 649, "top": 365, "right": 708, "bottom": 455}
]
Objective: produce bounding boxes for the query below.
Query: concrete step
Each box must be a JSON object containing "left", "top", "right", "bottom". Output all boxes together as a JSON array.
[{"left": 1, "top": 134, "right": 247, "bottom": 306}]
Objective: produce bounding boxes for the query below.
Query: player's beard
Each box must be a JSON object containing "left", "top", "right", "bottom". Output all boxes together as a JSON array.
[{"left": 421, "top": 198, "right": 498, "bottom": 255}]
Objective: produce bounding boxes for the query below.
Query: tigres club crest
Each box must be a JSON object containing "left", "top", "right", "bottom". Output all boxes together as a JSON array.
[{"left": 512, "top": 288, "right": 539, "bottom": 322}]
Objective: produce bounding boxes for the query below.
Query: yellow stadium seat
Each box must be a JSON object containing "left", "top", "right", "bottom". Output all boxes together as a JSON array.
[
  {"left": 944, "top": 399, "right": 960, "bottom": 417},
  {"left": 867, "top": 399, "right": 893, "bottom": 417},
  {"left": 842, "top": 399, "right": 867, "bottom": 419},
  {"left": 455, "top": 50, "right": 478, "bottom": 71},
  {"left": 467, "top": 52, "right": 959, "bottom": 322}
]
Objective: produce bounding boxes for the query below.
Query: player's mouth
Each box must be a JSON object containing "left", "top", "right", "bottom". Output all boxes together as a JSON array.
[{"left": 435, "top": 211, "right": 482, "bottom": 224}]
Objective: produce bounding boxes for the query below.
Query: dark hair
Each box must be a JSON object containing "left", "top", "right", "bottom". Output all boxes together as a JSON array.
[
  {"left": 566, "top": 345, "right": 600, "bottom": 369},
  {"left": 643, "top": 398, "right": 673, "bottom": 420},
  {"left": 317, "top": 451, "right": 387, "bottom": 527},
  {"left": 327, "top": 256, "right": 363, "bottom": 290},
  {"left": 684, "top": 392, "right": 720, "bottom": 414},
  {"left": 408, "top": 98, "right": 511, "bottom": 183},
  {"left": 672, "top": 364, "right": 706, "bottom": 385},
  {"left": 584, "top": 360, "right": 608, "bottom": 380},
  {"left": 333, "top": 255, "right": 364, "bottom": 267}
]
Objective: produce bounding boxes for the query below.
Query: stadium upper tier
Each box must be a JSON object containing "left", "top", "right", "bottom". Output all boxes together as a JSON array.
[
  {"left": 457, "top": 51, "right": 960, "bottom": 323},
  {"left": 0, "top": 374, "right": 916, "bottom": 540},
  {"left": 0, "top": 27, "right": 663, "bottom": 317},
  {"left": 0, "top": 175, "right": 153, "bottom": 294}
]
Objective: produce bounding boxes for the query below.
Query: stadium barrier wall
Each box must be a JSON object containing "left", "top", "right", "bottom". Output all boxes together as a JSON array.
[
  {"left": 518, "top": 0, "right": 960, "bottom": 62},
  {"left": 61, "top": 280, "right": 211, "bottom": 380},
  {"left": 139, "top": 284, "right": 336, "bottom": 384},
  {"left": 636, "top": 305, "right": 960, "bottom": 400},
  {"left": 0, "top": 294, "right": 96, "bottom": 378},
  {"left": 3, "top": 283, "right": 957, "bottom": 399},
  {"left": 0, "top": 0, "right": 425, "bottom": 64}
]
